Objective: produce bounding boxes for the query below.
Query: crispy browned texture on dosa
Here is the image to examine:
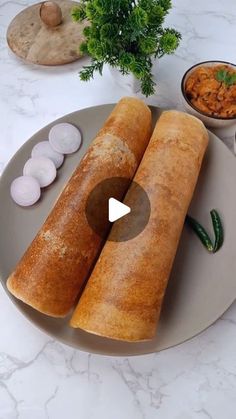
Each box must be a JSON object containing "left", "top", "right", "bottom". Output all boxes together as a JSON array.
[
  {"left": 70, "top": 110, "right": 209, "bottom": 341},
  {"left": 7, "top": 97, "right": 152, "bottom": 317}
]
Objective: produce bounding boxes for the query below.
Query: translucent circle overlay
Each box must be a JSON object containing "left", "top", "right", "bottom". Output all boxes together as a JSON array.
[{"left": 85, "top": 177, "right": 151, "bottom": 242}]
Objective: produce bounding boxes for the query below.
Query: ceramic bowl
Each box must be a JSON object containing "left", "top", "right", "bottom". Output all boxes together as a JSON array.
[{"left": 181, "top": 60, "right": 236, "bottom": 128}]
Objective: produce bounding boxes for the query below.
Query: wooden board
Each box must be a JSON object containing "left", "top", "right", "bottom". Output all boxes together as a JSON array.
[{"left": 7, "top": 1, "right": 87, "bottom": 66}]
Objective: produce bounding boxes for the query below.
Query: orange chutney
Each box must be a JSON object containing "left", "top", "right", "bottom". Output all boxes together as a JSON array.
[{"left": 185, "top": 65, "right": 236, "bottom": 118}]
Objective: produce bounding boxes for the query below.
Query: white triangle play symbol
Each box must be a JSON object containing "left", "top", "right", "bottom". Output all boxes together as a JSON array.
[{"left": 108, "top": 198, "right": 131, "bottom": 222}]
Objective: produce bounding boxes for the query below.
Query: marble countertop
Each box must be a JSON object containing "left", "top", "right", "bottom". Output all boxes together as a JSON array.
[{"left": 1, "top": 1, "right": 236, "bottom": 418}]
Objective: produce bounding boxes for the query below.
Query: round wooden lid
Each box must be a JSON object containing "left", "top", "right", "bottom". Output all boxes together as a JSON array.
[{"left": 7, "top": 1, "right": 87, "bottom": 66}]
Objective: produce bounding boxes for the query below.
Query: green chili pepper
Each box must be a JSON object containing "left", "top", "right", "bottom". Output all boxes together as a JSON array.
[
  {"left": 186, "top": 210, "right": 224, "bottom": 254},
  {"left": 210, "top": 209, "right": 224, "bottom": 253},
  {"left": 186, "top": 215, "right": 214, "bottom": 252}
]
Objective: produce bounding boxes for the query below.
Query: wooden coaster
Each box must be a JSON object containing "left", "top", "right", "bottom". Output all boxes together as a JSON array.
[{"left": 7, "top": 1, "right": 87, "bottom": 66}]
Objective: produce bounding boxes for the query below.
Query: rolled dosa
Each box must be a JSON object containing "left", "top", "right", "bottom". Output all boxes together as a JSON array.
[
  {"left": 70, "top": 111, "right": 209, "bottom": 341},
  {"left": 7, "top": 97, "right": 152, "bottom": 317}
]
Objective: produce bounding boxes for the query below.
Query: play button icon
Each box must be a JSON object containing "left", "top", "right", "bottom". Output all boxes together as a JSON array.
[
  {"left": 85, "top": 177, "right": 150, "bottom": 242},
  {"left": 108, "top": 198, "right": 131, "bottom": 222}
]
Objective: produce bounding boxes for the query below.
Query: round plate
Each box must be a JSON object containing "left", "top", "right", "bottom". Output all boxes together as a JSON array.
[
  {"left": 7, "top": 0, "right": 86, "bottom": 66},
  {"left": 0, "top": 105, "right": 236, "bottom": 356}
]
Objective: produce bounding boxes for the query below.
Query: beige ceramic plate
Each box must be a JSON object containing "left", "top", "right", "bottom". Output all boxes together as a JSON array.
[{"left": 0, "top": 105, "right": 236, "bottom": 356}]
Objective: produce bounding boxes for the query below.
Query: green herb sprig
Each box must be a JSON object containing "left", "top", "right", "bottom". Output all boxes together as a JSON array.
[
  {"left": 72, "top": 0, "right": 181, "bottom": 96},
  {"left": 216, "top": 69, "right": 236, "bottom": 87}
]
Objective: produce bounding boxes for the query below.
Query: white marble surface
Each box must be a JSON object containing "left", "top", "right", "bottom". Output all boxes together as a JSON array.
[{"left": 0, "top": 1, "right": 236, "bottom": 418}]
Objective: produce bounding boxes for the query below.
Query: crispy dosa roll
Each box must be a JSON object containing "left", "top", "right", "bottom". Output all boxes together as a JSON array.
[
  {"left": 70, "top": 111, "right": 209, "bottom": 341},
  {"left": 7, "top": 97, "right": 152, "bottom": 317}
]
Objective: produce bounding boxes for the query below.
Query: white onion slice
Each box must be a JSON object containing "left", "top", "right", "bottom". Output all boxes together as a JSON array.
[
  {"left": 31, "top": 141, "right": 64, "bottom": 169},
  {"left": 23, "top": 157, "right": 56, "bottom": 188},
  {"left": 11, "top": 176, "right": 41, "bottom": 207},
  {"left": 49, "top": 123, "right": 82, "bottom": 154}
]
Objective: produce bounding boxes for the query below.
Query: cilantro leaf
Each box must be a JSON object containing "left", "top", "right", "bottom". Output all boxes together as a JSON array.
[
  {"left": 216, "top": 69, "right": 228, "bottom": 83},
  {"left": 216, "top": 69, "right": 236, "bottom": 87},
  {"left": 227, "top": 73, "right": 236, "bottom": 86}
]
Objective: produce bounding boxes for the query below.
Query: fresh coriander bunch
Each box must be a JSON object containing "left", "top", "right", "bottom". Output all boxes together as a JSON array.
[{"left": 72, "top": 0, "right": 181, "bottom": 96}]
